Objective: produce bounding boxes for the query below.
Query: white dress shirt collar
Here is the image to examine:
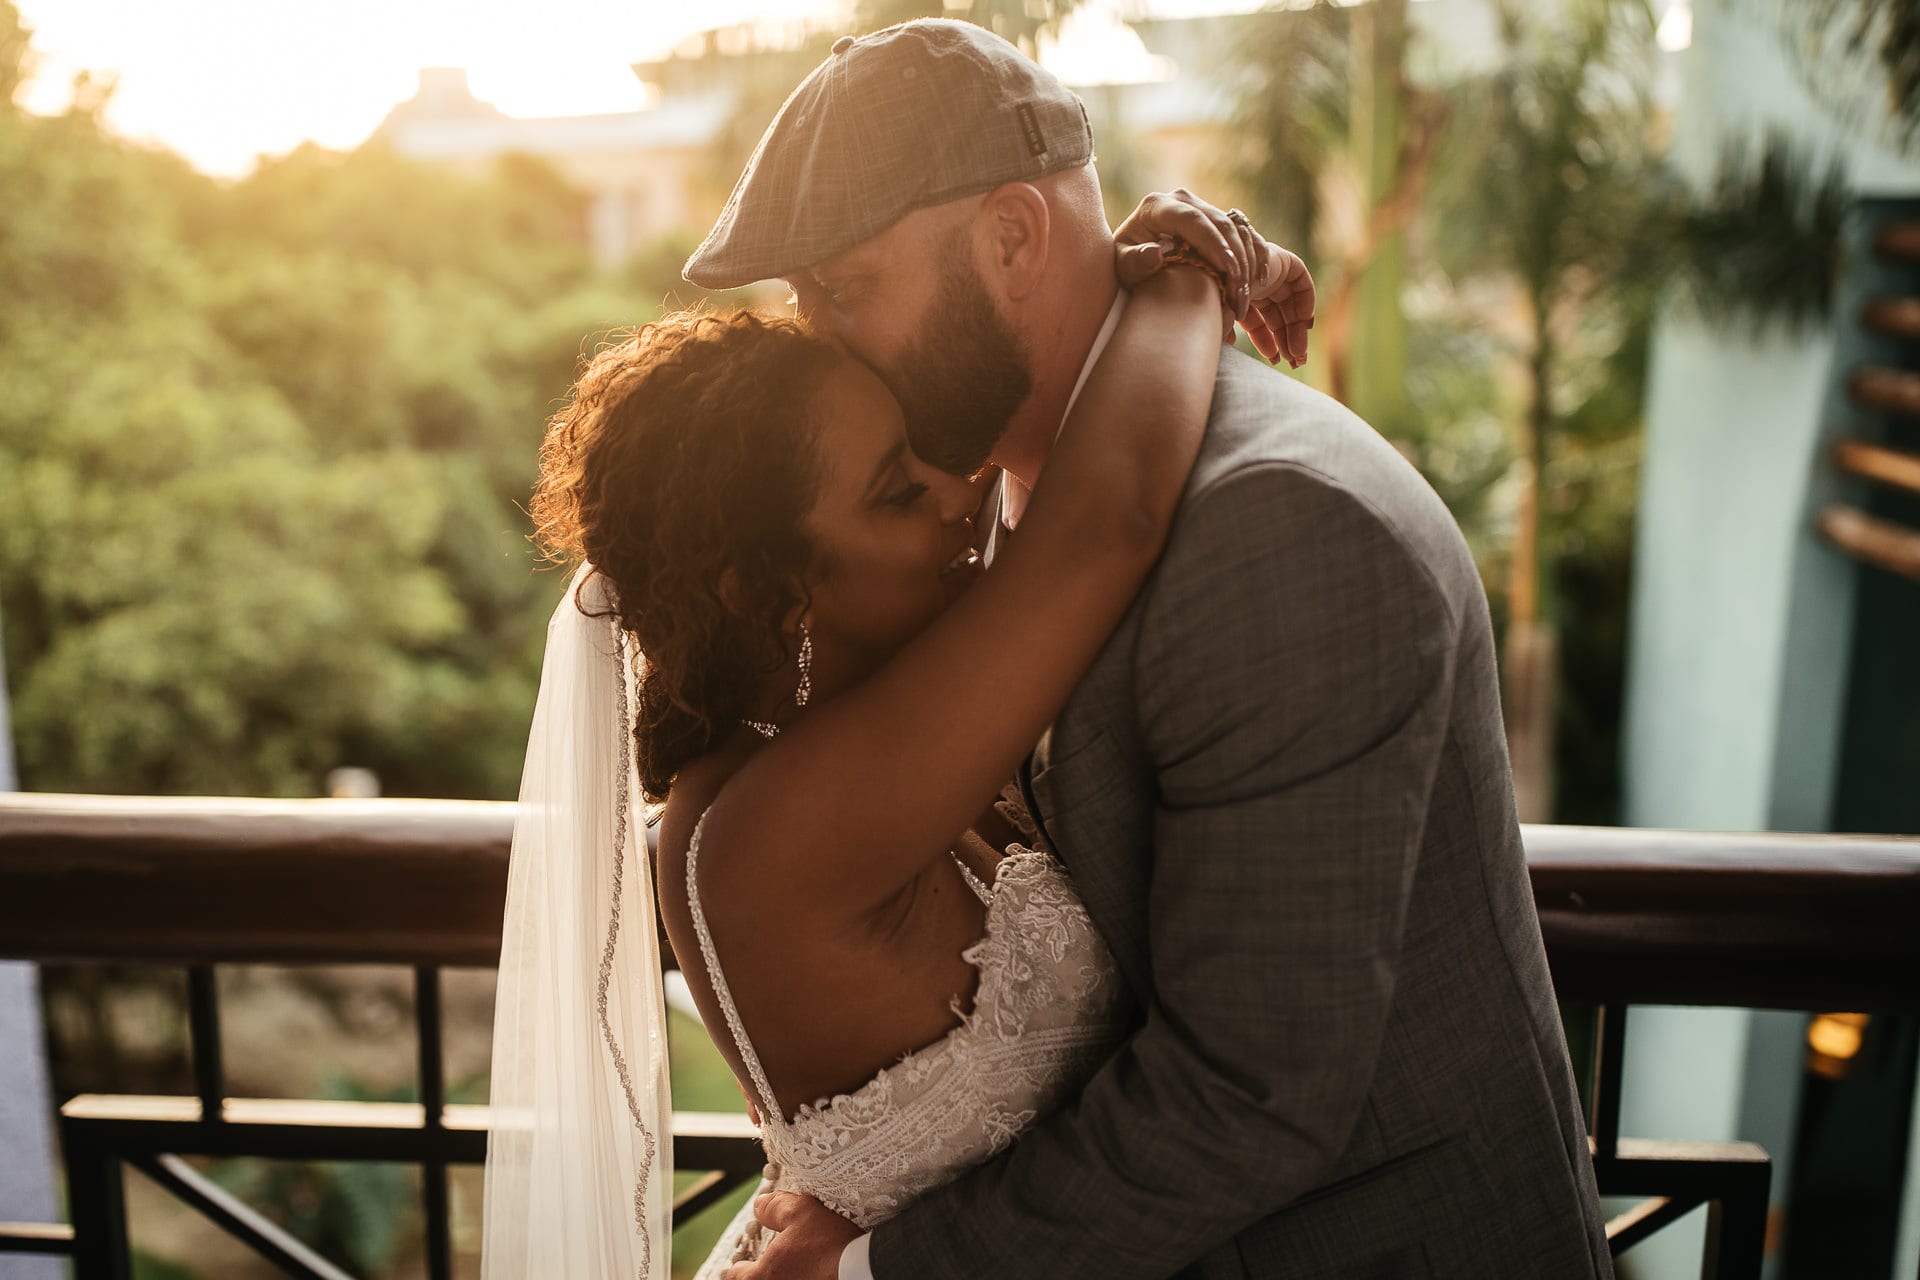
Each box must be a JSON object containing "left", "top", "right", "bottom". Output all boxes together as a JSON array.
[{"left": 999, "top": 290, "right": 1129, "bottom": 533}]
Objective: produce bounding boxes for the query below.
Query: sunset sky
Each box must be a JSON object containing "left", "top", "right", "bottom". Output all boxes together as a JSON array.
[{"left": 13, "top": 0, "right": 1261, "bottom": 178}]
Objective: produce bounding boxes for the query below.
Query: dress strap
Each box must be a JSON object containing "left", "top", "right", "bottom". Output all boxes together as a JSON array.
[
  {"left": 952, "top": 855, "right": 993, "bottom": 905},
  {"left": 684, "top": 813, "right": 785, "bottom": 1128}
]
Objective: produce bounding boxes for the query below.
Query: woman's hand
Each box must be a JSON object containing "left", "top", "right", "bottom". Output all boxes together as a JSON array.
[{"left": 1113, "top": 190, "right": 1316, "bottom": 369}]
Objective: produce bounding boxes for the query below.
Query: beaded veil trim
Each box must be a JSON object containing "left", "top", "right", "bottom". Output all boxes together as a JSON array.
[{"left": 594, "top": 629, "right": 658, "bottom": 1277}]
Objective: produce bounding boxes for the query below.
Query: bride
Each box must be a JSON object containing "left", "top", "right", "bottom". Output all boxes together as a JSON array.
[{"left": 481, "top": 195, "right": 1309, "bottom": 1278}]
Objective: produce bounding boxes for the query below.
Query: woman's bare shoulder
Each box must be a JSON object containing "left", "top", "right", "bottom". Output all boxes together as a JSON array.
[{"left": 657, "top": 748, "right": 745, "bottom": 869}]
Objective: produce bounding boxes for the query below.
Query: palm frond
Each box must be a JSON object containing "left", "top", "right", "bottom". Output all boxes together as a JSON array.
[
  {"left": 1772, "top": 0, "right": 1920, "bottom": 155},
  {"left": 1667, "top": 134, "right": 1850, "bottom": 335}
]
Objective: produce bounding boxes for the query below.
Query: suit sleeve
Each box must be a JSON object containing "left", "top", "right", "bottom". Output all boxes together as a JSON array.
[{"left": 868, "top": 463, "right": 1461, "bottom": 1279}]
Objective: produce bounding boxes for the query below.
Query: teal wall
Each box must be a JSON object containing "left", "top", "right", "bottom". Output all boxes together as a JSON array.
[{"left": 1620, "top": 2, "right": 1920, "bottom": 1277}]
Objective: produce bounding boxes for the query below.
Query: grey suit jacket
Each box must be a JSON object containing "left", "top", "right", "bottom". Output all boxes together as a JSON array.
[{"left": 869, "top": 348, "right": 1612, "bottom": 1278}]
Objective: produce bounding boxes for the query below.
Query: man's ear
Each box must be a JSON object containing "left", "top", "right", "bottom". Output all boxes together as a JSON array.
[{"left": 976, "top": 182, "right": 1050, "bottom": 301}]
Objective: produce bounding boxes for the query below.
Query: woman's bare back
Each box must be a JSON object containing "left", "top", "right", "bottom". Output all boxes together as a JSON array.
[{"left": 656, "top": 745, "right": 1015, "bottom": 1120}]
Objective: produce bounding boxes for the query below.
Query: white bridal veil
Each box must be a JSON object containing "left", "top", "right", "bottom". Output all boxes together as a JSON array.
[{"left": 482, "top": 564, "right": 674, "bottom": 1278}]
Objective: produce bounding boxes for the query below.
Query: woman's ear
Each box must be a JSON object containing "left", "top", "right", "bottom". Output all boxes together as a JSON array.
[
  {"left": 716, "top": 567, "right": 808, "bottom": 634},
  {"left": 976, "top": 182, "right": 1050, "bottom": 302}
]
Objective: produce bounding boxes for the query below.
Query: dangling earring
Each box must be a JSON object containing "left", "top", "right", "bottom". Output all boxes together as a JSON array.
[
  {"left": 794, "top": 622, "right": 812, "bottom": 709},
  {"left": 742, "top": 622, "right": 812, "bottom": 741}
]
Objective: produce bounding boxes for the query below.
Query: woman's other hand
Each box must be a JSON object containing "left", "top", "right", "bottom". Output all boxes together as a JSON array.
[
  {"left": 1245, "top": 241, "right": 1314, "bottom": 369},
  {"left": 1112, "top": 190, "right": 1315, "bottom": 368}
]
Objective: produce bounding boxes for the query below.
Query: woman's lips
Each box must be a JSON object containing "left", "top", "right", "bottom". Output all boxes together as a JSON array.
[{"left": 940, "top": 548, "right": 984, "bottom": 594}]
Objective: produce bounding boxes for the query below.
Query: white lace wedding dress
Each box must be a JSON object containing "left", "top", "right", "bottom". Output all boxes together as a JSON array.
[{"left": 689, "top": 790, "right": 1126, "bottom": 1277}]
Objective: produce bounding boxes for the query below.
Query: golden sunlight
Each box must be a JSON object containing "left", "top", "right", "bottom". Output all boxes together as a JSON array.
[
  {"left": 14, "top": 0, "right": 1272, "bottom": 178},
  {"left": 15, "top": 0, "right": 835, "bottom": 176}
]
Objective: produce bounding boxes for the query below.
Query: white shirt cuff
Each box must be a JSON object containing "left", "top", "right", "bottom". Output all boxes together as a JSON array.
[{"left": 838, "top": 1231, "right": 874, "bottom": 1280}]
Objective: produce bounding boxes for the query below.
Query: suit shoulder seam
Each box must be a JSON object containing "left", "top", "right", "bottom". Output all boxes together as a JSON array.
[{"left": 1164, "top": 458, "right": 1461, "bottom": 632}]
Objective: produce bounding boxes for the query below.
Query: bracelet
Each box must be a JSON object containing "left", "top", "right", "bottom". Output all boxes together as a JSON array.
[{"left": 1158, "top": 242, "right": 1232, "bottom": 308}]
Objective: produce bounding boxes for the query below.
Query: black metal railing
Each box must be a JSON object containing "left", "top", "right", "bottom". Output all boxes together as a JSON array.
[{"left": 1, "top": 795, "right": 1917, "bottom": 1278}]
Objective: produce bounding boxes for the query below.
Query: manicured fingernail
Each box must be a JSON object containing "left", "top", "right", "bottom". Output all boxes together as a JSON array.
[{"left": 1307, "top": 317, "right": 1315, "bottom": 330}]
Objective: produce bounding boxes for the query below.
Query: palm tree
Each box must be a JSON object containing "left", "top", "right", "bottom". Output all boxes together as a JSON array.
[
  {"left": 1232, "top": 1, "right": 1447, "bottom": 424},
  {"left": 1424, "top": 0, "right": 1665, "bottom": 819}
]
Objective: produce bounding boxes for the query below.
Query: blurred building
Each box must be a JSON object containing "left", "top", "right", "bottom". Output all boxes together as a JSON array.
[
  {"left": 1099, "top": 0, "right": 1522, "bottom": 206},
  {"left": 374, "top": 66, "right": 730, "bottom": 267},
  {"left": 371, "top": 10, "right": 1340, "bottom": 270}
]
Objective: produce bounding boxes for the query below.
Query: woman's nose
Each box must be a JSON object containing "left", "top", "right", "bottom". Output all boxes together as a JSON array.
[{"left": 786, "top": 277, "right": 832, "bottom": 327}]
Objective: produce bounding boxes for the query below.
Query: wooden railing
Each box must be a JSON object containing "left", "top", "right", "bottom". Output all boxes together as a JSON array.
[{"left": 1, "top": 793, "right": 1918, "bottom": 1278}]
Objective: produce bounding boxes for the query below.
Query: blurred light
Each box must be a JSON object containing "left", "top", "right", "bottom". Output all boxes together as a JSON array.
[
  {"left": 1042, "top": 2, "right": 1175, "bottom": 87},
  {"left": 327, "top": 767, "right": 382, "bottom": 800},
  {"left": 13, "top": 0, "right": 827, "bottom": 178},
  {"left": 1806, "top": 1011, "right": 1868, "bottom": 1079},
  {"left": 1657, "top": 1, "right": 1694, "bottom": 53}
]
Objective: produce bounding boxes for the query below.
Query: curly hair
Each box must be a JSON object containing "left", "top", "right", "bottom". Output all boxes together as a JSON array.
[{"left": 531, "top": 308, "right": 844, "bottom": 801}]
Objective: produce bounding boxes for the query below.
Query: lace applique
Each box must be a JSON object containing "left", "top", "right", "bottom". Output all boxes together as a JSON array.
[
  {"left": 993, "top": 780, "right": 1047, "bottom": 850},
  {"left": 759, "top": 850, "right": 1121, "bottom": 1229},
  {"left": 686, "top": 827, "right": 1124, "bottom": 1251}
]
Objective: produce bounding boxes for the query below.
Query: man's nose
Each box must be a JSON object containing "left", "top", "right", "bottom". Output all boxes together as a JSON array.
[{"left": 932, "top": 469, "right": 979, "bottom": 526}]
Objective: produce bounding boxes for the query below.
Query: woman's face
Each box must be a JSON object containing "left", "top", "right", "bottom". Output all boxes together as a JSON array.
[{"left": 799, "top": 356, "right": 983, "bottom": 676}]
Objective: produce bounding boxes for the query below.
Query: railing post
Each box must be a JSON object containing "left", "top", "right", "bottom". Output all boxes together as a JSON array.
[
  {"left": 187, "top": 965, "right": 223, "bottom": 1120},
  {"left": 1590, "top": 1003, "right": 1627, "bottom": 1164},
  {"left": 1701, "top": 1162, "right": 1772, "bottom": 1280},
  {"left": 416, "top": 965, "right": 453, "bottom": 1280},
  {"left": 61, "top": 1119, "right": 130, "bottom": 1280}
]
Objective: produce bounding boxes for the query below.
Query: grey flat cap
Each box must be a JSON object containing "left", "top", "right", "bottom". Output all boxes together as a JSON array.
[{"left": 683, "top": 19, "right": 1093, "bottom": 290}]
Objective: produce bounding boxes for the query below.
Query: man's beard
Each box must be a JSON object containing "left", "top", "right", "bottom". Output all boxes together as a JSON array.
[{"left": 886, "top": 258, "right": 1032, "bottom": 477}]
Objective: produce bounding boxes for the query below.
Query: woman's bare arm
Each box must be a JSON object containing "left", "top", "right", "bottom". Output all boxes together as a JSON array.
[{"left": 703, "top": 266, "right": 1223, "bottom": 913}]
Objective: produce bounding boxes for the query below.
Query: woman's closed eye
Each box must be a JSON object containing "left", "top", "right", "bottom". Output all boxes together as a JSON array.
[{"left": 882, "top": 481, "right": 929, "bottom": 510}]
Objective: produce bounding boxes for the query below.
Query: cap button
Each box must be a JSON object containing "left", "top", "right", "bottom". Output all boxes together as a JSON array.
[{"left": 831, "top": 34, "right": 855, "bottom": 54}]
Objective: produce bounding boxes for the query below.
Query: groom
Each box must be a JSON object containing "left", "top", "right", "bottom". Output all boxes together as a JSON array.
[{"left": 684, "top": 20, "right": 1610, "bottom": 1280}]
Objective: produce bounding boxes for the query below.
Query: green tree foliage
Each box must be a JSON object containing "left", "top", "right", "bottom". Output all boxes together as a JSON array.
[
  {"left": 1233, "top": 0, "right": 1667, "bottom": 821},
  {"left": 1231, "top": 3, "right": 1352, "bottom": 258},
  {"left": 0, "top": 2, "right": 644, "bottom": 798},
  {"left": 211, "top": 1078, "right": 420, "bottom": 1277},
  {"left": 1421, "top": 0, "right": 1667, "bottom": 821},
  {"left": 1426, "top": 0, "right": 1662, "bottom": 614},
  {"left": 0, "top": 0, "right": 30, "bottom": 104}
]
